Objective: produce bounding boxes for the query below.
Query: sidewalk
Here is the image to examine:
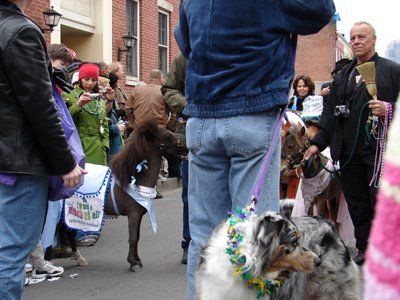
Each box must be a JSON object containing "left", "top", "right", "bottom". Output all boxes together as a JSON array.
[{"left": 156, "top": 176, "right": 182, "bottom": 192}]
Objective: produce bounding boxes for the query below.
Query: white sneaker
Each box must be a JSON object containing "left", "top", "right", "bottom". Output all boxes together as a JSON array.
[
  {"left": 158, "top": 173, "right": 167, "bottom": 181},
  {"left": 32, "top": 261, "right": 64, "bottom": 278},
  {"left": 25, "top": 263, "right": 33, "bottom": 273}
]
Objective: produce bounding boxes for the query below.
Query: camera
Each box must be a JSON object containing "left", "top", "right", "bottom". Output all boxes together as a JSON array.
[
  {"left": 88, "top": 93, "right": 99, "bottom": 101},
  {"left": 101, "top": 88, "right": 108, "bottom": 95},
  {"left": 117, "top": 118, "right": 129, "bottom": 127},
  {"left": 333, "top": 103, "right": 350, "bottom": 118}
]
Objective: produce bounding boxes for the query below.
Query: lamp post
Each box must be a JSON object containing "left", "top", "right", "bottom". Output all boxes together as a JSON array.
[
  {"left": 41, "top": 6, "right": 62, "bottom": 33},
  {"left": 118, "top": 32, "right": 136, "bottom": 61}
]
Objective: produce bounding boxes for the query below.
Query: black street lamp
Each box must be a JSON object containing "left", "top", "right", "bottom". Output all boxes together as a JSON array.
[
  {"left": 42, "top": 6, "right": 62, "bottom": 33},
  {"left": 118, "top": 32, "right": 136, "bottom": 61}
]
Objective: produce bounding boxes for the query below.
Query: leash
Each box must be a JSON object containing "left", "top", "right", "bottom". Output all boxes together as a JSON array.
[
  {"left": 305, "top": 101, "right": 371, "bottom": 178},
  {"left": 251, "top": 108, "right": 287, "bottom": 206},
  {"left": 251, "top": 34, "right": 298, "bottom": 207}
]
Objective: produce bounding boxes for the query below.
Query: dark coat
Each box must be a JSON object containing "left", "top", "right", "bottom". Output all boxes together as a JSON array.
[
  {"left": 161, "top": 53, "right": 188, "bottom": 135},
  {"left": 0, "top": 1, "right": 76, "bottom": 175},
  {"left": 312, "top": 54, "right": 400, "bottom": 162}
]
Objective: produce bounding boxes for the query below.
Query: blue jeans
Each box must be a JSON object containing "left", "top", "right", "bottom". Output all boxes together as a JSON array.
[
  {"left": 186, "top": 109, "right": 281, "bottom": 300},
  {"left": 181, "top": 157, "right": 191, "bottom": 249},
  {"left": 0, "top": 174, "right": 48, "bottom": 300}
]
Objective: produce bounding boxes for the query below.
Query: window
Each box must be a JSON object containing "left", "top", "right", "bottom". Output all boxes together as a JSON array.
[
  {"left": 126, "top": 0, "right": 138, "bottom": 78},
  {"left": 158, "top": 11, "right": 168, "bottom": 76}
]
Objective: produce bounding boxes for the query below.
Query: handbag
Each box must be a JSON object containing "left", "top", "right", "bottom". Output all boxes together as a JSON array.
[{"left": 48, "top": 82, "right": 86, "bottom": 201}]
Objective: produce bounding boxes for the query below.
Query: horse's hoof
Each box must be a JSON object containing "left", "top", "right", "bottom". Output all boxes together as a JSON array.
[
  {"left": 138, "top": 261, "right": 143, "bottom": 268},
  {"left": 130, "top": 264, "right": 142, "bottom": 272},
  {"left": 72, "top": 250, "right": 87, "bottom": 266},
  {"left": 78, "top": 259, "right": 88, "bottom": 266}
]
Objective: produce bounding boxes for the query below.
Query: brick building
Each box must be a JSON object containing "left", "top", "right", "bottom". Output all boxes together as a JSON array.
[
  {"left": 295, "top": 19, "right": 352, "bottom": 93},
  {"left": 25, "top": 1, "right": 350, "bottom": 97},
  {"left": 25, "top": 0, "right": 181, "bottom": 96}
]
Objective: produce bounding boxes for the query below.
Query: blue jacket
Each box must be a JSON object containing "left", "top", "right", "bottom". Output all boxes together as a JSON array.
[{"left": 175, "top": 0, "right": 335, "bottom": 118}]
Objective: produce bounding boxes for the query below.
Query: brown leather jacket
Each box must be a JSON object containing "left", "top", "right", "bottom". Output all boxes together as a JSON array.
[{"left": 125, "top": 80, "right": 170, "bottom": 129}]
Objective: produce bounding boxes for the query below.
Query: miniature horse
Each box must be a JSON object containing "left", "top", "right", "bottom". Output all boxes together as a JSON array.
[
  {"left": 281, "top": 123, "right": 342, "bottom": 225},
  {"left": 280, "top": 111, "right": 305, "bottom": 198},
  {"left": 47, "top": 121, "right": 187, "bottom": 272}
]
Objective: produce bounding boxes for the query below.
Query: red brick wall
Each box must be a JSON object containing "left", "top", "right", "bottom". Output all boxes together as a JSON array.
[
  {"left": 138, "top": 0, "right": 180, "bottom": 84},
  {"left": 168, "top": 0, "right": 181, "bottom": 66},
  {"left": 113, "top": 0, "right": 181, "bottom": 95},
  {"left": 111, "top": 0, "right": 133, "bottom": 95},
  {"left": 138, "top": 1, "right": 160, "bottom": 83},
  {"left": 24, "top": 0, "right": 51, "bottom": 45},
  {"left": 295, "top": 21, "right": 336, "bottom": 83}
]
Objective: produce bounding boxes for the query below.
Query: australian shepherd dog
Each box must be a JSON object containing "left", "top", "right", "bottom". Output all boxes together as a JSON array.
[
  {"left": 194, "top": 209, "right": 321, "bottom": 300},
  {"left": 276, "top": 215, "right": 360, "bottom": 300}
]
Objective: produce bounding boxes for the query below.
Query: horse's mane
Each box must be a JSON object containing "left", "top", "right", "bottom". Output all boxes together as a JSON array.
[
  {"left": 109, "top": 120, "right": 159, "bottom": 189},
  {"left": 283, "top": 111, "right": 305, "bottom": 127}
]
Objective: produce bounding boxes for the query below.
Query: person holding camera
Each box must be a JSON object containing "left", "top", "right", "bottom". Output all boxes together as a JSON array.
[
  {"left": 304, "top": 22, "right": 400, "bottom": 266},
  {"left": 106, "top": 72, "right": 126, "bottom": 163},
  {"left": 63, "top": 63, "right": 112, "bottom": 166}
]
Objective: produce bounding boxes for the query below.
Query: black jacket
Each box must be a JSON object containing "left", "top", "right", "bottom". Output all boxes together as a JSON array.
[
  {"left": 312, "top": 54, "right": 400, "bottom": 162},
  {"left": 0, "top": 1, "right": 76, "bottom": 175}
]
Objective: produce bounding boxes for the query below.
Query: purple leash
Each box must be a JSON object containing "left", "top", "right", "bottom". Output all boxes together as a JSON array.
[
  {"left": 251, "top": 34, "right": 298, "bottom": 207},
  {"left": 250, "top": 108, "right": 287, "bottom": 206}
]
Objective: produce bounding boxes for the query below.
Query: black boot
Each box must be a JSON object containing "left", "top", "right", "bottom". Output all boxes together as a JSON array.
[{"left": 353, "top": 251, "right": 365, "bottom": 266}]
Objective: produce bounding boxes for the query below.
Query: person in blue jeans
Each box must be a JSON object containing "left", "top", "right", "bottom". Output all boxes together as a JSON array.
[
  {"left": 174, "top": 1, "right": 336, "bottom": 299},
  {"left": 0, "top": 1, "right": 84, "bottom": 298}
]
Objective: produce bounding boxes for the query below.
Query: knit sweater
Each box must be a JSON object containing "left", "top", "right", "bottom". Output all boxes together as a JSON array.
[{"left": 364, "top": 98, "right": 400, "bottom": 300}]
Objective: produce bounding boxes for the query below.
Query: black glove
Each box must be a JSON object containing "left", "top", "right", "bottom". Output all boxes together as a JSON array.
[
  {"left": 115, "top": 109, "right": 128, "bottom": 120},
  {"left": 53, "top": 66, "right": 74, "bottom": 93},
  {"left": 108, "top": 119, "right": 113, "bottom": 126}
]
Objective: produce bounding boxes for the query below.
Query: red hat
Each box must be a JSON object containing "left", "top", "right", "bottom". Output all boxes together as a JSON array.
[
  {"left": 68, "top": 48, "right": 77, "bottom": 60},
  {"left": 78, "top": 64, "right": 99, "bottom": 81}
]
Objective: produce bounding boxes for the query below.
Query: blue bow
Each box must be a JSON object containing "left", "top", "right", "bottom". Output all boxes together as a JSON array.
[
  {"left": 136, "top": 160, "right": 148, "bottom": 173},
  {"left": 130, "top": 176, "right": 136, "bottom": 185}
]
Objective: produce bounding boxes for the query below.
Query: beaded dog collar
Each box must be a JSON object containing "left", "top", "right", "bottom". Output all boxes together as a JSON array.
[{"left": 227, "top": 206, "right": 284, "bottom": 299}]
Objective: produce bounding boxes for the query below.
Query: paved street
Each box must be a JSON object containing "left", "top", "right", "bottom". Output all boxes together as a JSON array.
[
  {"left": 22, "top": 185, "right": 365, "bottom": 300},
  {"left": 23, "top": 188, "right": 188, "bottom": 300}
]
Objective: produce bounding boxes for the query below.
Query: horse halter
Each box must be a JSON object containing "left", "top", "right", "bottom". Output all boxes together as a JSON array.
[
  {"left": 152, "top": 134, "right": 185, "bottom": 157},
  {"left": 283, "top": 134, "right": 310, "bottom": 171}
]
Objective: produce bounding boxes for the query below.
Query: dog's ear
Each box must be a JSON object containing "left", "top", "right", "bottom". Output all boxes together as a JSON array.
[{"left": 256, "top": 215, "right": 285, "bottom": 248}]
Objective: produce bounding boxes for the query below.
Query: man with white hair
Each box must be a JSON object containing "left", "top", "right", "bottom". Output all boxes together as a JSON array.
[{"left": 305, "top": 21, "right": 400, "bottom": 266}]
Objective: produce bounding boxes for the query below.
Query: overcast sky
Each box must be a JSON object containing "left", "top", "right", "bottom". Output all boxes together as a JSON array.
[{"left": 333, "top": 0, "right": 400, "bottom": 57}]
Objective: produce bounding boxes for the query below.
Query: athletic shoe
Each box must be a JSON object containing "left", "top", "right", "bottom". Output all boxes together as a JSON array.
[
  {"left": 158, "top": 173, "right": 167, "bottom": 181},
  {"left": 77, "top": 237, "right": 97, "bottom": 246},
  {"left": 32, "top": 261, "right": 64, "bottom": 278},
  {"left": 25, "top": 263, "right": 33, "bottom": 273},
  {"left": 87, "top": 234, "right": 100, "bottom": 241}
]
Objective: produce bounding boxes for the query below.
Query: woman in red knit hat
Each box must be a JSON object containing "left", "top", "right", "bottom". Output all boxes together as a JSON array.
[{"left": 63, "top": 63, "right": 114, "bottom": 166}]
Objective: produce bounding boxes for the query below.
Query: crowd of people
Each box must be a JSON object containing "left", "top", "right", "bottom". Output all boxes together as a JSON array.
[
  {"left": 0, "top": 1, "right": 179, "bottom": 298},
  {"left": 2, "top": 0, "right": 400, "bottom": 300}
]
